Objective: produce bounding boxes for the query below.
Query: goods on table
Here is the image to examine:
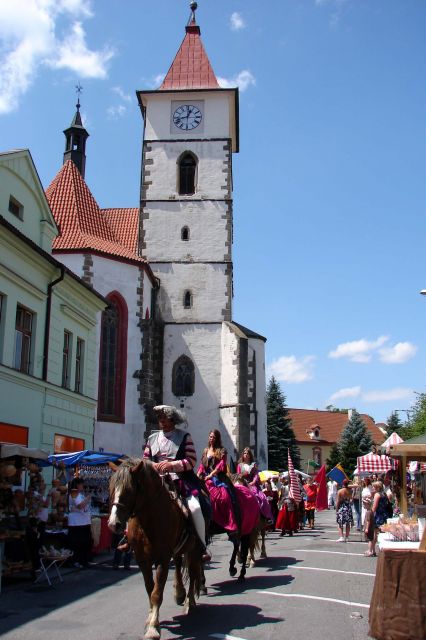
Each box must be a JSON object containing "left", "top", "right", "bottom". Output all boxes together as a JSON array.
[
  {"left": 381, "top": 515, "right": 419, "bottom": 542},
  {"left": 40, "top": 546, "right": 72, "bottom": 559}
]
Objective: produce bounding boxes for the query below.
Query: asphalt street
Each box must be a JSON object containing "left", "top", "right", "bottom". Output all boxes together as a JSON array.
[{"left": 0, "top": 510, "right": 377, "bottom": 639}]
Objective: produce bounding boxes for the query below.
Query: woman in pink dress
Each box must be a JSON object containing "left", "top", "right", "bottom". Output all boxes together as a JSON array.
[
  {"left": 237, "top": 447, "right": 273, "bottom": 522},
  {"left": 197, "top": 430, "right": 239, "bottom": 533}
]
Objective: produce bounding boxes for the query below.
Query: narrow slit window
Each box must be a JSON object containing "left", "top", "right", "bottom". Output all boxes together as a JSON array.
[
  {"left": 183, "top": 290, "right": 192, "bottom": 309},
  {"left": 181, "top": 226, "right": 190, "bottom": 241},
  {"left": 179, "top": 153, "right": 196, "bottom": 195}
]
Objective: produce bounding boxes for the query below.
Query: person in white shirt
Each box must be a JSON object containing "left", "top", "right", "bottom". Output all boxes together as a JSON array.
[
  {"left": 68, "top": 478, "right": 92, "bottom": 568},
  {"left": 327, "top": 480, "right": 338, "bottom": 509}
]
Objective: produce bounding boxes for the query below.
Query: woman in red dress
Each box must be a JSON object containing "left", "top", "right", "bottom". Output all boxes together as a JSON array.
[{"left": 303, "top": 477, "right": 318, "bottom": 529}]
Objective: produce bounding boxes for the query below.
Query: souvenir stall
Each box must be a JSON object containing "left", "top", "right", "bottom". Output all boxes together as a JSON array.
[
  {"left": 0, "top": 444, "right": 50, "bottom": 588},
  {"left": 369, "top": 438, "right": 426, "bottom": 640},
  {"left": 47, "top": 450, "right": 124, "bottom": 555}
]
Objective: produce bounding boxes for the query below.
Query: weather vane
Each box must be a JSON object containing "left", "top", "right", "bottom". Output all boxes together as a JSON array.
[{"left": 75, "top": 82, "right": 83, "bottom": 109}]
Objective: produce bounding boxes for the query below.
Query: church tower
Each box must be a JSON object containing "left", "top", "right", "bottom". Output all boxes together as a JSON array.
[
  {"left": 62, "top": 94, "right": 89, "bottom": 178},
  {"left": 137, "top": 4, "right": 267, "bottom": 465}
]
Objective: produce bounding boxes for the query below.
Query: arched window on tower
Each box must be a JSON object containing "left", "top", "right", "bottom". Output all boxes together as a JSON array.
[
  {"left": 178, "top": 153, "right": 197, "bottom": 195},
  {"left": 181, "top": 226, "right": 190, "bottom": 241},
  {"left": 98, "top": 291, "right": 128, "bottom": 422},
  {"left": 172, "top": 355, "right": 195, "bottom": 397},
  {"left": 183, "top": 290, "right": 192, "bottom": 309}
]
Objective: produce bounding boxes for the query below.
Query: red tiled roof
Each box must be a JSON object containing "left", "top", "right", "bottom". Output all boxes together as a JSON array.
[
  {"left": 288, "top": 409, "right": 386, "bottom": 446},
  {"left": 102, "top": 208, "right": 139, "bottom": 254},
  {"left": 46, "top": 161, "right": 144, "bottom": 264},
  {"left": 160, "top": 22, "right": 219, "bottom": 90}
]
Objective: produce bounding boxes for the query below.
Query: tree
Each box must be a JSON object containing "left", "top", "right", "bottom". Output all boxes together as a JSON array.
[
  {"left": 325, "top": 405, "right": 349, "bottom": 414},
  {"left": 404, "top": 393, "right": 426, "bottom": 439},
  {"left": 326, "top": 442, "right": 340, "bottom": 471},
  {"left": 385, "top": 411, "right": 405, "bottom": 437},
  {"left": 266, "top": 377, "right": 300, "bottom": 471},
  {"left": 338, "top": 410, "right": 374, "bottom": 476}
]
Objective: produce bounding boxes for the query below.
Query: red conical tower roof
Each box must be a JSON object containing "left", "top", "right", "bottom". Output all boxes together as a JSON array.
[
  {"left": 46, "top": 160, "right": 144, "bottom": 264},
  {"left": 160, "top": 11, "right": 219, "bottom": 91}
]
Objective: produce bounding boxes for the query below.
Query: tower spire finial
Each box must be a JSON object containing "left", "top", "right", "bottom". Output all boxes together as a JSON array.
[
  {"left": 63, "top": 83, "right": 89, "bottom": 177},
  {"left": 188, "top": 1, "right": 197, "bottom": 25},
  {"left": 75, "top": 82, "right": 83, "bottom": 110}
]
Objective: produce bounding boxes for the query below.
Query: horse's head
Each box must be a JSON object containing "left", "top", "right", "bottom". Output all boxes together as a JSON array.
[{"left": 108, "top": 458, "right": 147, "bottom": 533}]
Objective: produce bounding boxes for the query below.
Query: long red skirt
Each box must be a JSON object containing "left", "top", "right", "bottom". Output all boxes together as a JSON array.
[{"left": 276, "top": 505, "right": 298, "bottom": 532}]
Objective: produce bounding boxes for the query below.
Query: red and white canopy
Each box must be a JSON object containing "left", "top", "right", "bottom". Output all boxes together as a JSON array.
[
  {"left": 381, "top": 432, "right": 404, "bottom": 451},
  {"left": 356, "top": 452, "right": 398, "bottom": 474}
]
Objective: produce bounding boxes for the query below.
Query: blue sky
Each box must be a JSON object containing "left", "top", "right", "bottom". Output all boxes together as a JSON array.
[{"left": 1, "top": 0, "right": 426, "bottom": 424}]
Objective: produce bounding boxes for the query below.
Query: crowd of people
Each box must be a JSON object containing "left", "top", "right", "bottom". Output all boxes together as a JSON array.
[{"left": 19, "top": 405, "right": 424, "bottom": 580}]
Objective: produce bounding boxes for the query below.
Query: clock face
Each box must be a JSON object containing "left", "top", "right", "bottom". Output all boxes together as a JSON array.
[{"left": 173, "top": 104, "right": 203, "bottom": 131}]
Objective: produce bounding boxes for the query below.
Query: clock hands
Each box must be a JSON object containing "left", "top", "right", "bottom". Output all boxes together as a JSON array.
[{"left": 173, "top": 105, "right": 202, "bottom": 130}]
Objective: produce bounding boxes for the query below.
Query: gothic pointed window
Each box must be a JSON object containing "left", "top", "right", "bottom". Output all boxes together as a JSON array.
[
  {"left": 98, "top": 292, "right": 128, "bottom": 422},
  {"left": 172, "top": 355, "right": 195, "bottom": 397},
  {"left": 178, "top": 153, "right": 197, "bottom": 195}
]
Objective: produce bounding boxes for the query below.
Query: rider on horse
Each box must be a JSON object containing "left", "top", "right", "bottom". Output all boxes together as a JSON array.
[{"left": 144, "top": 405, "right": 211, "bottom": 561}]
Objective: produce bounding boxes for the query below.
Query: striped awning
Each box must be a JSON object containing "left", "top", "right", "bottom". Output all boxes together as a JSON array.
[
  {"left": 357, "top": 452, "right": 398, "bottom": 474},
  {"left": 382, "top": 432, "right": 404, "bottom": 452}
]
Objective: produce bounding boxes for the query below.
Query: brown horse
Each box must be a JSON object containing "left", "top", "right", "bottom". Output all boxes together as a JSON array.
[{"left": 108, "top": 459, "right": 203, "bottom": 640}]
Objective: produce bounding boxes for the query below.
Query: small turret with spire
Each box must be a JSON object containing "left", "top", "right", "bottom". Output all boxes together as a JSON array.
[{"left": 63, "top": 84, "right": 89, "bottom": 178}]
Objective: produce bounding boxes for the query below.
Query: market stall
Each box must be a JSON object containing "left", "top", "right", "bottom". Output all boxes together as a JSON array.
[
  {"left": 48, "top": 450, "right": 124, "bottom": 555},
  {"left": 0, "top": 444, "right": 50, "bottom": 588},
  {"left": 369, "top": 437, "right": 426, "bottom": 640},
  {"left": 388, "top": 434, "right": 426, "bottom": 516}
]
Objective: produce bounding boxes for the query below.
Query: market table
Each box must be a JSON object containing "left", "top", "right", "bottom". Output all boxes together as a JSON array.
[
  {"left": 33, "top": 553, "right": 71, "bottom": 587},
  {"left": 369, "top": 549, "right": 426, "bottom": 640}
]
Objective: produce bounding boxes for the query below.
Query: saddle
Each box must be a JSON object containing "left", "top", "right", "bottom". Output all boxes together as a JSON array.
[{"left": 162, "top": 474, "right": 190, "bottom": 520}]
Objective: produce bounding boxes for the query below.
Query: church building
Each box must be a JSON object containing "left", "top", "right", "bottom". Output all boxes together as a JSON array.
[{"left": 46, "top": 5, "right": 268, "bottom": 465}]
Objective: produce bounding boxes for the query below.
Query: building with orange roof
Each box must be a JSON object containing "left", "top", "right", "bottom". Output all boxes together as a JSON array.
[{"left": 289, "top": 408, "right": 386, "bottom": 472}]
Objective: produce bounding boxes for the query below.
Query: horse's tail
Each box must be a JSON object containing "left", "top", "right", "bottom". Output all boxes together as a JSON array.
[
  {"left": 182, "top": 541, "right": 202, "bottom": 598},
  {"left": 249, "top": 522, "right": 261, "bottom": 556}
]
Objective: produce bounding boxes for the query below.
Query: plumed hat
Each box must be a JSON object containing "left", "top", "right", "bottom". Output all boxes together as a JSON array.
[{"left": 153, "top": 405, "right": 186, "bottom": 425}]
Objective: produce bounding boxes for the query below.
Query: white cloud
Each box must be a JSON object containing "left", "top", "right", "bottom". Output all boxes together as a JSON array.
[
  {"left": 330, "top": 386, "right": 361, "bottom": 402},
  {"left": 230, "top": 12, "right": 246, "bottom": 31},
  {"left": 112, "top": 86, "right": 131, "bottom": 103},
  {"left": 362, "top": 388, "right": 413, "bottom": 403},
  {"left": 106, "top": 104, "right": 126, "bottom": 119},
  {"left": 50, "top": 21, "right": 113, "bottom": 78},
  {"left": 0, "top": 0, "right": 113, "bottom": 115},
  {"left": 218, "top": 70, "right": 256, "bottom": 92},
  {"left": 142, "top": 73, "right": 165, "bottom": 89},
  {"left": 268, "top": 355, "right": 315, "bottom": 384},
  {"left": 329, "top": 336, "right": 389, "bottom": 363},
  {"left": 378, "top": 342, "right": 418, "bottom": 364}
]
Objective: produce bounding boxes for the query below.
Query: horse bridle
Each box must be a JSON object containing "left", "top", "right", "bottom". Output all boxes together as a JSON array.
[{"left": 112, "top": 499, "right": 136, "bottom": 520}]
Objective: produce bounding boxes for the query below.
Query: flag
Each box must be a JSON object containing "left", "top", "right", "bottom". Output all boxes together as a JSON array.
[
  {"left": 314, "top": 464, "right": 328, "bottom": 511},
  {"left": 307, "top": 459, "right": 320, "bottom": 468},
  {"left": 288, "top": 450, "right": 302, "bottom": 503},
  {"left": 327, "top": 463, "right": 348, "bottom": 484}
]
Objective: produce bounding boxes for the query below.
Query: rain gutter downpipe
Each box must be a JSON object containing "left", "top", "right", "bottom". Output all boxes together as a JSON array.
[{"left": 43, "top": 267, "right": 65, "bottom": 381}]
